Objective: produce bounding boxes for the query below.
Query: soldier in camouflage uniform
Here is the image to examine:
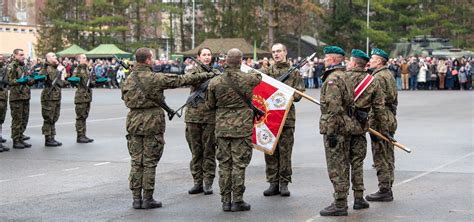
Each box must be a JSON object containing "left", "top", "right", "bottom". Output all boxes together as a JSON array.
[
  {"left": 206, "top": 48, "right": 261, "bottom": 212},
  {"left": 7, "top": 49, "right": 33, "bottom": 149},
  {"left": 319, "top": 46, "right": 354, "bottom": 216},
  {"left": 41, "top": 52, "right": 69, "bottom": 147},
  {"left": 366, "top": 48, "right": 398, "bottom": 202},
  {"left": 0, "top": 55, "right": 10, "bottom": 152},
  {"left": 121, "top": 48, "right": 214, "bottom": 210},
  {"left": 263, "top": 43, "right": 305, "bottom": 197},
  {"left": 73, "top": 54, "right": 94, "bottom": 143},
  {"left": 185, "top": 47, "right": 217, "bottom": 195},
  {"left": 345, "top": 49, "right": 387, "bottom": 209}
]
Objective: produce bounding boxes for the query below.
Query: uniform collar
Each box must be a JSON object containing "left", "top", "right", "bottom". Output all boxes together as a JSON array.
[
  {"left": 372, "top": 65, "right": 388, "bottom": 75},
  {"left": 275, "top": 61, "right": 290, "bottom": 69},
  {"left": 134, "top": 63, "right": 152, "bottom": 72}
]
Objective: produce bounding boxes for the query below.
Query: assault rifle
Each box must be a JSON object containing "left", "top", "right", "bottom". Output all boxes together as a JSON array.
[{"left": 277, "top": 52, "right": 317, "bottom": 82}]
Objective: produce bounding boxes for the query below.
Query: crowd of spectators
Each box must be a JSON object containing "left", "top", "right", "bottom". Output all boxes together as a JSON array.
[{"left": 13, "top": 54, "right": 474, "bottom": 91}]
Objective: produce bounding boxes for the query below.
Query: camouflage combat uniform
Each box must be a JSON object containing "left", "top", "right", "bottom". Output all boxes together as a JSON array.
[
  {"left": 0, "top": 62, "right": 8, "bottom": 129},
  {"left": 73, "top": 64, "right": 94, "bottom": 137},
  {"left": 41, "top": 63, "right": 66, "bottom": 138},
  {"left": 6, "top": 60, "right": 31, "bottom": 143},
  {"left": 369, "top": 65, "right": 398, "bottom": 190},
  {"left": 121, "top": 63, "right": 213, "bottom": 200},
  {"left": 264, "top": 61, "right": 305, "bottom": 184},
  {"left": 206, "top": 65, "right": 261, "bottom": 204},
  {"left": 346, "top": 67, "right": 386, "bottom": 198},
  {"left": 319, "top": 66, "right": 354, "bottom": 208},
  {"left": 184, "top": 65, "right": 217, "bottom": 187}
]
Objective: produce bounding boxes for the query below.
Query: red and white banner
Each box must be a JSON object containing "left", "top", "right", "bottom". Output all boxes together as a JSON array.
[{"left": 241, "top": 64, "right": 295, "bottom": 155}]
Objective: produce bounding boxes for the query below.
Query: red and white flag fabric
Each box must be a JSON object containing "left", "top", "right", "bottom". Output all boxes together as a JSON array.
[{"left": 241, "top": 64, "right": 295, "bottom": 155}]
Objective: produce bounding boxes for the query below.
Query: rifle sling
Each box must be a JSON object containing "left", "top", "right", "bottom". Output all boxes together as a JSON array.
[
  {"left": 131, "top": 73, "right": 170, "bottom": 113},
  {"left": 222, "top": 74, "right": 258, "bottom": 113}
]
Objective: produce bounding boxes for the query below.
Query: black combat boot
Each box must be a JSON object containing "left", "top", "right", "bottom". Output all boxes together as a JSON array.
[
  {"left": 188, "top": 182, "right": 203, "bottom": 194},
  {"left": 85, "top": 136, "right": 94, "bottom": 143},
  {"left": 203, "top": 182, "right": 213, "bottom": 195},
  {"left": 280, "top": 182, "right": 290, "bottom": 197},
  {"left": 53, "top": 137, "right": 62, "bottom": 146},
  {"left": 13, "top": 140, "right": 25, "bottom": 149},
  {"left": 21, "top": 135, "right": 30, "bottom": 141},
  {"left": 0, "top": 136, "right": 6, "bottom": 143},
  {"left": 0, "top": 143, "right": 9, "bottom": 152},
  {"left": 231, "top": 201, "right": 251, "bottom": 212},
  {"left": 263, "top": 183, "right": 280, "bottom": 196},
  {"left": 319, "top": 203, "right": 348, "bottom": 216},
  {"left": 77, "top": 136, "right": 91, "bottom": 143},
  {"left": 365, "top": 188, "right": 393, "bottom": 202},
  {"left": 222, "top": 202, "right": 231, "bottom": 212},
  {"left": 132, "top": 199, "right": 142, "bottom": 209},
  {"left": 353, "top": 198, "right": 370, "bottom": 209},
  {"left": 22, "top": 141, "right": 32, "bottom": 148},
  {"left": 142, "top": 198, "right": 162, "bottom": 209},
  {"left": 45, "top": 136, "right": 61, "bottom": 147}
]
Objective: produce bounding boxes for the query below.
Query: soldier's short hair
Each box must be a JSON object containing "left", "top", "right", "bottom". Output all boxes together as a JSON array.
[
  {"left": 226, "top": 48, "right": 243, "bottom": 65},
  {"left": 13, "top": 49, "right": 23, "bottom": 55},
  {"left": 135, "top": 48, "right": 152, "bottom": 63},
  {"left": 197, "top": 47, "right": 212, "bottom": 56},
  {"left": 272, "top": 43, "right": 287, "bottom": 52},
  {"left": 351, "top": 57, "right": 367, "bottom": 68}
]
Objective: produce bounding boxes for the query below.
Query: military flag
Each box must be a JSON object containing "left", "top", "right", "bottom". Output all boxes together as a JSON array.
[{"left": 241, "top": 64, "right": 295, "bottom": 155}]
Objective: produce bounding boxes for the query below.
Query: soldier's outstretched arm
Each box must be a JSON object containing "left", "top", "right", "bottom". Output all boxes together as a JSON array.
[{"left": 155, "top": 72, "right": 214, "bottom": 90}]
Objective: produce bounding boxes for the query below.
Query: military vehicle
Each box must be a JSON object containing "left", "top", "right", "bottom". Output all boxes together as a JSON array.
[{"left": 390, "top": 35, "right": 473, "bottom": 59}]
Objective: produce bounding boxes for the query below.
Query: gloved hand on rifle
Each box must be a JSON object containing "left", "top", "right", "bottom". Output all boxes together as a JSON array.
[{"left": 382, "top": 132, "right": 397, "bottom": 142}]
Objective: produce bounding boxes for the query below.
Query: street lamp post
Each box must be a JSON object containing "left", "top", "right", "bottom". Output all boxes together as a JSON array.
[
  {"left": 192, "top": 0, "right": 195, "bottom": 49},
  {"left": 366, "top": 0, "right": 370, "bottom": 54}
]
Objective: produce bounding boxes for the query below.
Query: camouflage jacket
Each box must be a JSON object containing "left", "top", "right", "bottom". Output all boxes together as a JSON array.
[
  {"left": 7, "top": 60, "right": 30, "bottom": 101},
  {"left": 347, "top": 67, "right": 387, "bottom": 135},
  {"left": 73, "top": 64, "right": 94, "bottom": 104},
  {"left": 369, "top": 65, "right": 398, "bottom": 133},
  {"left": 184, "top": 65, "right": 216, "bottom": 124},
  {"left": 319, "top": 66, "right": 354, "bottom": 136},
  {"left": 41, "top": 63, "right": 66, "bottom": 101},
  {"left": 206, "top": 65, "right": 262, "bottom": 138},
  {"left": 121, "top": 63, "right": 213, "bottom": 135},
  {"left": 266, "top": 62, "right": 305, "bottom": 127},
  {"left": 0, "top": 62, "right": 7, "bottom": 101}
]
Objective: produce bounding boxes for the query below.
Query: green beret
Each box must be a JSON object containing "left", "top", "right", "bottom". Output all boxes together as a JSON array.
[
  {"left": 351, "top": 49, "right": 370, "bottom": 61},
  {"left": 371, "top": 48, "right": 389, "bottom": 60},
  {"left": 323, "top": 46, "right": 345, "bottom": 56}
]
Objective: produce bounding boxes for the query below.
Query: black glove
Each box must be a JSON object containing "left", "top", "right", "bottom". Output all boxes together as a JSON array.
[
  {"left": 382, "top": 132, "right": 397, "bottom": 142},
  {"left": 328, "top": 135, "right": 338, "bottom": 148}
]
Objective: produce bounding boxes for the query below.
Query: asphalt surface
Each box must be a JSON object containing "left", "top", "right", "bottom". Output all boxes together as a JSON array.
[{"left": 0, "top": 88, "right": 472, "bottom": 222}]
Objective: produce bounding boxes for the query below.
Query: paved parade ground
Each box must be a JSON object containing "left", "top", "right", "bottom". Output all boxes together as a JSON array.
[{"left": 0, "top": 88, "right": 472, "bottom": 221}]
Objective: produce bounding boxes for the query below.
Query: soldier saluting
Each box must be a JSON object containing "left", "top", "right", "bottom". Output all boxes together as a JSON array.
[
  {"left": 121, "top": 48, "right": 215, "bottom": 210},
  {"left": 41, "top": 52, "right": 69, "bottom": 147},
  {"left": 72, "top": 54, "right": 94, "bottom": 143}
]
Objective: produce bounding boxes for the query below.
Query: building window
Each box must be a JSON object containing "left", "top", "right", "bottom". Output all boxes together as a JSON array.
[
  {"left": 13, "top": 28, "right": 18, "bottom": 32},
  {"left": 29, "top": 29, "right": 34, "bottom": 33},
  {"left": 21, "top": 29, "right": 26, "bottom": 32},
  {"left": 5, "top": 27, "right": 10, "bottom": 31}
]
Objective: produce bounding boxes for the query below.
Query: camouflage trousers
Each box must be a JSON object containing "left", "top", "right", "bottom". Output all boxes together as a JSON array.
[
  {"left": 371, "top": 135, "right": 395, "bottom": 190},
  {"left": 0, "top": 99, "right": 7, "bottom": 125},
  {"left": 75, "top": 102, "right": 91, "bottom": 136},
  {"left": 41, "top": 100, "right": 61, "bottom": 137},
  {"left": 324, "top": 134, "right": 350, "bottom": 208},
  {"left": 10, "top": 100, "right": 30, "bottom": 142},
  {"left": 127, "top": 133, "right": 165, "bottom": 199},
  {"left": 264, "top": 127, "right": 294, "bottom": 183},
  {"left": 185, "top": 123, "right": 216, "bottom": 185},
  {"left": 347, "top": 135, "right": 367, "bottom": 198},
  {"left": 216, "top": 136, "right": 253, "bottom": 203}
]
